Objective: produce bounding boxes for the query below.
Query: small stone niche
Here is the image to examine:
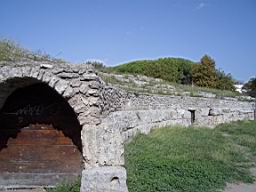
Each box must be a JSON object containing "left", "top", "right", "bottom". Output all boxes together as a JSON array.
[{"left": 188, "top": 109, "right": 196, "bottom": 124}]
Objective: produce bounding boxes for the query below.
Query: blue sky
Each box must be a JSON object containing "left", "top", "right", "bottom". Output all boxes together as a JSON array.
[{"left": 0, "top": 0, "right": 255, "bottom": 81}]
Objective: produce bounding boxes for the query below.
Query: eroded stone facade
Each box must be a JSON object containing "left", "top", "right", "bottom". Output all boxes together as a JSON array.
[{"left": 102, "top": 92, "right": 254, "bottom": 142}]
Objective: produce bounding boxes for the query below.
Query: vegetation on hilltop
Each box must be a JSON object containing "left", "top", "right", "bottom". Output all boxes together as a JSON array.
[
  {"left": 242, "top": 77, "right": 256, "bottom": 98},
  {"left": 192, "top": 55, "right": 218, "bottom": 88},
  {"left": 216, "top": 70, "right": 236, "bottom": 91},
  {"left": 103, "top": 55, "right": 236, "bottom": 91},
  {"left": 105, "top": 58, "right": 194, "bottom": 84},
  {"left": 0, "top": 39, "right": 239, "bottom": 93},
  {"left": 99, "top": 72, "right": 240, "bottom": 98},
  {"left": 125, "top": 121, "right": 256, "bottom": 192},
  {"left": 192, "top": 55, "right": 236, "bottom": 91},
  {"left": 0, "top": 39, "right": 65, "bottom": 63}
]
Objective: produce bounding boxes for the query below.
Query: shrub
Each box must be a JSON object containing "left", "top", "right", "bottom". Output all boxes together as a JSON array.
[{"left": 105, "top": 58, "right": 195, "bottom": 84}]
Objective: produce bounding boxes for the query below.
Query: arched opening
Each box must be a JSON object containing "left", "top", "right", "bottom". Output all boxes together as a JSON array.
[{"left": 0, "top": 79, "right": 82, "bottom": 188}]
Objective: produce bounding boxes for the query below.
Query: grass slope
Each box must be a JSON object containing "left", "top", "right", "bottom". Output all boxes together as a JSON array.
[
  {"left": 0, "top": 39, "right": 65, "bottom": 63},
  {"left": 125, "top": 121, "right": 256, "bottom": 192},
  {"left": 99, "top": 73, "right": 240, "bottom": 98}
]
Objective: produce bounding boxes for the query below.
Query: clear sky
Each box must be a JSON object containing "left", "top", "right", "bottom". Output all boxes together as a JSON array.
[{"left": 0, "top": 0, "right": 255, "bottom": 81}]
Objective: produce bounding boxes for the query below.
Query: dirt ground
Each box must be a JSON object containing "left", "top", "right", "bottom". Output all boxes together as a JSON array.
[
  {"left": 224, "top": 167, "right": 256, "bottom": 192},
  {"left": 225, "top": 183, "right": 256, "bottom": 192}
]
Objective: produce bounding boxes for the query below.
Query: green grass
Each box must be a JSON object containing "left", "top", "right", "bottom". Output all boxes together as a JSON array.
[
  {"left": 45, "top": 121, "right": 256, "bottom": 192},
  {"left": 216, "top": 121, "right": 256, "bottom": 155},
  {"left": 46, "top": 177, "right": 81, "bottom": 192},
  {"left": 125, "top": 121, "right": 256, "bottom": 192},
  {"left": 0, "top": 39, "right": 65, "bottom": 63}
]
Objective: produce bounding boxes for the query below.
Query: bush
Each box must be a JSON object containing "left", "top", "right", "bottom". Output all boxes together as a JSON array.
[
  {"left": 105, "top": 55, "right": 237, "bottom": 92},
  {"left": 216, "top": 70, "right": 236, "bottom": 91},
  {"left": 242, "top": 77, "right": 256, "bottom": 98},
  {"left": 105, "top": 58, "right": 194, "bottom": 84}
]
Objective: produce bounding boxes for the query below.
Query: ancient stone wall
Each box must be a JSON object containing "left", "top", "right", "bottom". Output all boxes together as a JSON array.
[{"left": 102, "top": 88, "right": 255, "bottom": 142}]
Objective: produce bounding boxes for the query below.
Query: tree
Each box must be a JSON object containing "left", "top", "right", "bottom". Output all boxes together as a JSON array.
[
  {"left": 177, "top": 61, "right": 193, "bottom": 84},
  {"left": 192, "top": 55, "right": 218, "bottom": 88},
  {"left": 216, "top": 70, "right": 236, "bottom": 91},
  {"left": 242, "top": 77, "right": 256, "bottom": 98}
]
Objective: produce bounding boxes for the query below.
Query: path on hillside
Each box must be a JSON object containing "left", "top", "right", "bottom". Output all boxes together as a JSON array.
[
  {"left": 224, "top": 162, "right": 256, "bottom": 192},
  {"left": 225, "top": 183, "right": 256, "bottom": 192}
]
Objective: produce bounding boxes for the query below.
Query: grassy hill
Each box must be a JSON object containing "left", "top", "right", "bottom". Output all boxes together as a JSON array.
[{"left": 105, "top": 58, "right": 194, "bottom": 84}]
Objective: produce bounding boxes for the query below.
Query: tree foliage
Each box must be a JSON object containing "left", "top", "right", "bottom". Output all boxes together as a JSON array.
[
  {"left": 106, "top": 55, "right": 237, "bottom": 91},
  {"left": 192, "top": 55, "right": 218, "bottom": 88},
  {"left": 242, "top": 77, "right": 256, "bottom": 98},
  {"left": 216, "top": 70, "right": 236, "bottom": 91},
  {"left": 106, "top": 58, "right": 194, "bottom": 84}
]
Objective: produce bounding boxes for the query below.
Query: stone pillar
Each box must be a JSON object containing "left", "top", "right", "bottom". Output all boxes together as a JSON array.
[
  {"left": 79, "top": 121, "right": 128, "bottom": 192},
  {"left": 80, "top": 166, "right": 128, "bottom": 192}
]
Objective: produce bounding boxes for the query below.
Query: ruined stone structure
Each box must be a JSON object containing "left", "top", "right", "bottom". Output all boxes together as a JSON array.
[{"left": 0, "top": 61, "right": 254, "bottom": 192}]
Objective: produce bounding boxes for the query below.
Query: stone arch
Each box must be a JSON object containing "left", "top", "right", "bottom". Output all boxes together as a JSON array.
[
  {"left": 0, "top": 64, "right": 128, "bottom": 191},
  {"left": 0, "top": 65, "right": 89, "bottom": 125},
  {"left": 0, "top": 75, "right": 84, "bottom": 188},
  {"left": 1, "top": 67, "right": 56, "bottom": 106}
]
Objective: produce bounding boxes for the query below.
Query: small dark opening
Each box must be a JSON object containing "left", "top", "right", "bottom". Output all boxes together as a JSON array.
[
  {"left": 188, "top": 110, "right": 196, "bottom": 124},
  {"left": 111, "top": 176, "right": 120, "bottom": 185}
]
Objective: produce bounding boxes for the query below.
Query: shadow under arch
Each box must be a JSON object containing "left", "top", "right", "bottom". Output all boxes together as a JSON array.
[{"left": 0, "top": 77, "right": 83, "bottom": 187}]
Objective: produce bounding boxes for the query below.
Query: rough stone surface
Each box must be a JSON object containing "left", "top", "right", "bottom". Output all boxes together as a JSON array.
[
  {"left": 101, "top": 87, "right": 254, "bottom": 142},
  {"left": 80, "top": 166, "right": 128, "bottom": 192},
  {"left": 0, "top": 62, "right": 116, "bottom": 191},
  {"left": 0, "top": 61, "right": 255, "bottom": 192}
]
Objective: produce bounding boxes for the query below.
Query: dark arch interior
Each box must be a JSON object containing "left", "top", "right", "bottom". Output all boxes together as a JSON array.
[
  {"left": 0, "top": 82, "right": 82, "bottom": 187},
  {"left": 0, "top": 83, "right": 82, "bottom": 151}
]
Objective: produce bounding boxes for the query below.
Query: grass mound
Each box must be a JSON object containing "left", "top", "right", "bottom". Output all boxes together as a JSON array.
[
  {"left": 125, "top": 121, "right": 256, "bottom": 192},
  {"left": 0, "top": 39, "right": 65, "bottom": 63}
]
